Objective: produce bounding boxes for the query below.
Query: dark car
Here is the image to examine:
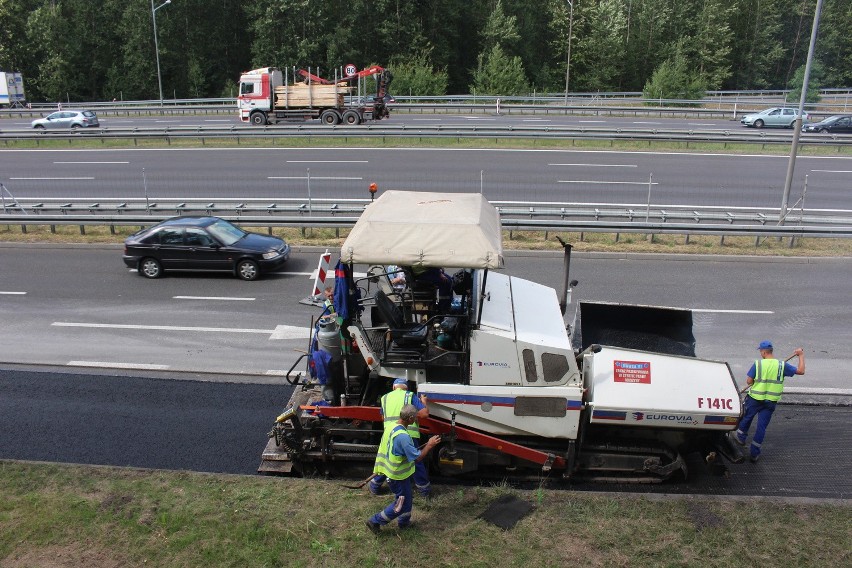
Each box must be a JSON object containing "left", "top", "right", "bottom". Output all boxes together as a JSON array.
[
  {"left": 802, "top": 115, "right": 852, "bottom": 134},
  {"left": 123, "top": 217, "right": 290, "bottom": 280}
]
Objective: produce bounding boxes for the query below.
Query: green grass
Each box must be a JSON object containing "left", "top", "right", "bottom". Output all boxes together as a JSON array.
[
  {"left": 3, "top": 223, "right": 851, "bottom": 257},
  {"left": 0, "top": 461, "right": 848, "bottom": 568},
  {"left": 2, "top": 134, "right": 851, "bottom": 156}
]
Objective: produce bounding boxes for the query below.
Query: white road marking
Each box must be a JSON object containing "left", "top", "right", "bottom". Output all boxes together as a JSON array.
[
  {"left": 286, "top": 160, "right": 368, "bottom": 163},
  {"left": 155, "top": 120, "right": 180, "bottom": 123},
  {"left": 811, "top": 169, "right": 852, "bottom": 173},
  {"left": 269, "top": 325, "right": 313, "bottom": 340},
  {"left": 266, "top": 369, "right": 304, "bottom": 377},
  {"left": 173, "top": 296, "right": 255, "bottom": 301},
  {"left": 10, "top": 177, "right": 95, "bottom": 180},
  {"left": 688, "top": 123, "right": 716, "bottom": 126},
  {"left": 578, "top": 120, "right": 606, "bottom": 123},
  {"left": 0, "top": 291, "right": 27, "bottom": 295},
  {"left": 522, "top": 118, "right": 551, "bottom": 122},
  {"left": 549, "top": 163, "right": 637, "bottom": 167},
  {"left": 270, "top": 271, "right": 315, "bottom": 276},
  {"left": 53, "top": 161, "right": 129, "bottom": 164},
  {"left": 690, "top": 309, "right": 774, "bottom": 314},
  {"left": 68, "top": 361, "right": 170, "bottom": 370},
  {"left": 633, "top": 121, "right": 662, "bottom": 125},
  {"left": 464, "top": 116, "right": 495, "bottom": 120},
  {"left": 268, "top": 176, "right": 363, "bottom": 180},
  {"left": 558, "top": 180, "right": 659, "bottom": 185},
  {"left": 52, "top": 321, "right": 310, "bottom": 340}
]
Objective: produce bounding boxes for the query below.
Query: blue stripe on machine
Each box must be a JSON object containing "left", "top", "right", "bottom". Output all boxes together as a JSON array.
[
  {"left": 593, "top": 410, "right": 627, "bottom": 421},
  {"left": 430, "top": 394, "right": 582, "bottom": 411}
]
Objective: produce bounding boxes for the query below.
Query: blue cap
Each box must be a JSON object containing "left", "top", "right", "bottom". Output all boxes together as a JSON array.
[
  {"left": 758, "top": 340, "right": 773, "bottom": 350},
  {"left": 393, "top": 378, "right": 408, "bottom": 387}
]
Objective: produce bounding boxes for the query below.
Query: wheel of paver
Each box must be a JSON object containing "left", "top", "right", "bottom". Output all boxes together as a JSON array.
[
  {"left": 236, "top": 259, "right": 259, "bottom": 281},
  {"left": 250, "top": 112, "right": 267, "bottom": 126},
  {"left": 139, "top": 257, "right": 162, "bottom": 278},
  {"left": 320, "top": 109, "right": 340, "bottom": 125},
  {"left": 342, "top": 110, "right": 361, "bottom": 125}
]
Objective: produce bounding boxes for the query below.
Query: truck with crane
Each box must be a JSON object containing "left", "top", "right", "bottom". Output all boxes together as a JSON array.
[
  {"left": 260, "top": 190, "right": 744, "bottom": 483},
  {"left": 237, "top": 65, "right": 392, "bottom": 126}
]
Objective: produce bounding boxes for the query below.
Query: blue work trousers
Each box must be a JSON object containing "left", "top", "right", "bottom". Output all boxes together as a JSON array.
[
  {"left": 370, "top": 462, "right": 431, "bottom": 496},
  {"left": 736, "top": 396, "right": 777, "bottom": 458},
  {"left": 369, "top": 477, "right": 413, "bottom": 528}
]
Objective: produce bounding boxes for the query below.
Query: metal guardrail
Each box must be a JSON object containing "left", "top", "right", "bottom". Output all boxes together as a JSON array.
[
  {"left": 3, "top": 198, "right": 850, "bottom": 239},
  {"left": 1, "top": 123, "right": 850, "bottom": 147}
]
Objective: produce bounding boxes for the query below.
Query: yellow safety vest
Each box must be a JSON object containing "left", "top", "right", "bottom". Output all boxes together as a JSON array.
[
  {"left": 749, "top": 358, "right": 786, "bottom": 402},
  {"left": 381, "top": 389, "right": 420, "bottom": 439},
  {"left": 373, "top": 425, "right": 415, "bottom": 481}
]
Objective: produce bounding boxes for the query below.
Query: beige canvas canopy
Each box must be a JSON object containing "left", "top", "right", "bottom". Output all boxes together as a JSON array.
[{"left": 340, "top": 190, "right": 504, "bottom": 269}]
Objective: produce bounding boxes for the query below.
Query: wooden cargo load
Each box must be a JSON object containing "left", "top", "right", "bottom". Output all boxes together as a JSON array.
[{"left": 274, "top": 82, "right": 352, "bottom": 109}]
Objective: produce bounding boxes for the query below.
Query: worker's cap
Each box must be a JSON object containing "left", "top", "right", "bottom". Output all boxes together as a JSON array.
[
  {"left": 758, "top": 340, "right": 773, "bottom": 350},
  {"left": 392, "top": 378, "right": 408, "bottom": 387}
]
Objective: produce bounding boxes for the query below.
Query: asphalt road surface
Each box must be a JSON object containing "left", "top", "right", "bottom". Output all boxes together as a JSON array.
[
  {"left": 3, "top": 146, "right": 851, "bottom": 211},
  {"left": 1, "top": 246, "right": 849, "bottom": 390},
  {"left": 0, "top": 367, "right": 848, "bottom": 499},
  {"left": 0, "top": 112, "right": 780, "bottom": 132}
]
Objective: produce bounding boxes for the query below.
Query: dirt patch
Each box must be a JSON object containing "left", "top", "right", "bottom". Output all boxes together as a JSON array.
[
  {"left": 0, "top": 543, "right": 129, "bottom": 568},
  {"left": 686, "top": 502, "right": 726, "bottom": 531}
]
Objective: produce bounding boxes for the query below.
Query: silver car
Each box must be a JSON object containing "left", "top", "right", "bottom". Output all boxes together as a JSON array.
[
  {"left": 740, "top": 107, "right": 809, "bottom": 129},
  {"left": 32, "top": 110, "right": 100, "bottom": 130}
]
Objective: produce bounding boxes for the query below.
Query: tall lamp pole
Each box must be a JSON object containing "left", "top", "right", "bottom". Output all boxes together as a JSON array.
[
  {"left": 151, "top": 0, "right": 172, "bottom": 106},
  {"left": 563, "top": 0, "right": 574, "bottom": 106},
  {"left": 780, "top": 0, "right": 823, "bottom": 225}
]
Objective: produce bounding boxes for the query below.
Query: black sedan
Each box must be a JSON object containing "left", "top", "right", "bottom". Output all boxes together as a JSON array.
[
  {"left": 123, "top": 217, "right": 290, "bottom": 280},
  {"left": 802, "top": 115, "right": 852, "bottom": 134}
]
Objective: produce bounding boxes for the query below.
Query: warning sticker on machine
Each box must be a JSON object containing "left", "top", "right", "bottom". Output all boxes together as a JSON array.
[{"left": 613, "top": 360, "right": 651, "bottom": 384}]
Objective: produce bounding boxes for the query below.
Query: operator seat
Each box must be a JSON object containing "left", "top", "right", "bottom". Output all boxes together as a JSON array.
[{"left": 374, "top": 290, "right": 427, "bottom": 347}]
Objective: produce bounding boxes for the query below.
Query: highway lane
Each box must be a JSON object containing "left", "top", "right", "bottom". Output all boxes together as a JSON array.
[
  {"left": 0, "top": 367, "right": 849, "bottom": 499},
  {"left": 0, "top": 246, "right": 849, "bottom": 390},
  {"left": 3, "top": 147, "right": 851, "bottom": 210},
  {"left": 0, "top": 112, "right": 757, "bottom": 132}
]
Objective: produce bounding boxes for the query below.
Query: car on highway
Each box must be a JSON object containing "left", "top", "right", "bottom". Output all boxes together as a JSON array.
[
  {"left": 123, "top": 216, "right": 290, "bottom": 281},
  {"left": 740, "top": 107, "right": 809, "bottom": 128},
  {"left": 802, "top": 115, "right": 852, "bottom": 134},
  {"left": 31, "top": 110, "right": 100, "bottom": 130}
]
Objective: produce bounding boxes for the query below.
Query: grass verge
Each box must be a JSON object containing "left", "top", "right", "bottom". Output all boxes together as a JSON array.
[
  {"left": 2, "top": 134, "right": 851, "bottom": 156},
  {"left": 1, "top": 461, "right": 848, "bottom": 568},
  {"left": 2, "top": 223, "right": 851, "bottom": 257}
]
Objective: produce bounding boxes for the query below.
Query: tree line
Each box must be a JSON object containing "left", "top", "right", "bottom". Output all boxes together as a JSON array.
[{"left": 0, "top": 0, "right": 848, "bottom": 103}]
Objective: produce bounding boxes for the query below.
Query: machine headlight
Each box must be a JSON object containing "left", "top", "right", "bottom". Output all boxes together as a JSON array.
[{"left": 263, "top": 250, "right": 279, "bottom": 260}]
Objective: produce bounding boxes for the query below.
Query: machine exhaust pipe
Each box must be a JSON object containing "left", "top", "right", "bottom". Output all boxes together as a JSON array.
[{"left": 556, "top": 237, "right": 578, "bottom": 315}]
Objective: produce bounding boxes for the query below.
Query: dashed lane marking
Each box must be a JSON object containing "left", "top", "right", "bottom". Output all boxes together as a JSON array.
[
  {"left": 67, "top": 361, "right": 170, "bottom": 370},
  {"left": 173, "top": 296, "right": 255, "bottom": 301},
  {"left": 51, "top": 321, "right": 311, "bottom": 340}
]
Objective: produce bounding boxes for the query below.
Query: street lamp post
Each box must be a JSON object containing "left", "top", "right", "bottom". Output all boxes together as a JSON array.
[
  {"left": 151, "top": 0, "right": 172, "bottom": 107},
  {"left": 563, "top": 0, "right": 574, "bottom": 106},
  {"left": 780, "top": 0, "right": 823, "bottom": 226}
]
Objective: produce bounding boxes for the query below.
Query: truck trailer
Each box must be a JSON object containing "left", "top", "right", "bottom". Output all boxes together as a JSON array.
[
  {"left": 238, "top": 66, "right": 392, "bottom": 126},
  {"left": 0, "top": 72, "right": 25, "bottom": 107},
  {"left": 260, "top": 190, "right": 744, "bottom": 483}
]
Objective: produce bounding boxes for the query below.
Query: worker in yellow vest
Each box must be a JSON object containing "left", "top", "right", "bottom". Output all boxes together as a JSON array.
[
  {"left": 730, "top": 341, "right": 805, "bottom": 462},
  {"left": 369, "top": 378, "right": 431, "bottom": 496},
  {"left": 366, "top": 404, "right": 440, "bottom": 534}
]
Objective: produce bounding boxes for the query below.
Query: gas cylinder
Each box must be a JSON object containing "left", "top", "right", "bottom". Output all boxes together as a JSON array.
[{"left": 317, "top": 318, "right": 342, "bottom": 356}]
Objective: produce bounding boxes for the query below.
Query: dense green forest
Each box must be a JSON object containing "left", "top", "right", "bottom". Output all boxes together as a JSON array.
[{"left": 0, "top": 0, "right": 849, "bottom": 103}]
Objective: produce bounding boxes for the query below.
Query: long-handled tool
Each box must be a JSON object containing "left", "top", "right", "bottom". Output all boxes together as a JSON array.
[
  {"left": 340, "top": 437, "right": 440, "bottom": 489},
  {"left": 341, "top": 472, "right": 378, "bottom": 490},
  {"left": 739, "top": 353, "right": 797, "bottom": 394}
]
